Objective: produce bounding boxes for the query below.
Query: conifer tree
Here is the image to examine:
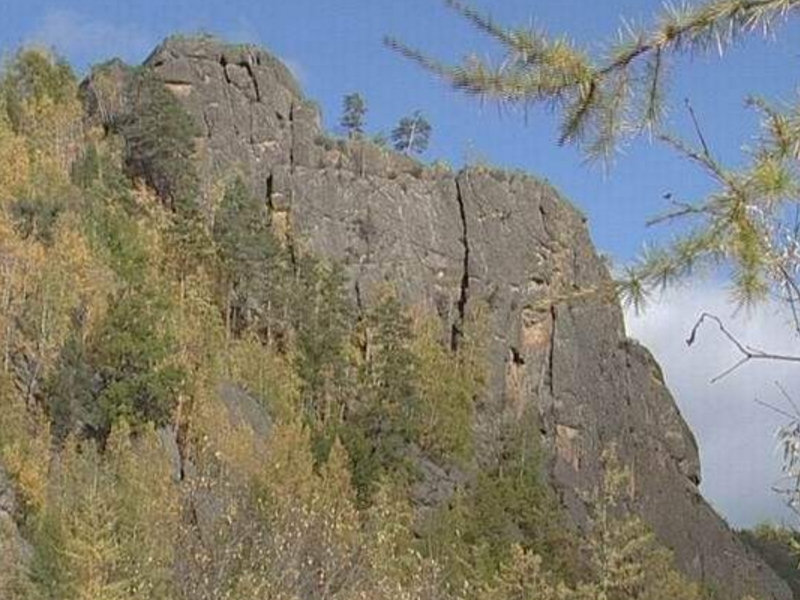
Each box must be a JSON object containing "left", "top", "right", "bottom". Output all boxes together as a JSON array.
[
  {"left": 340, "top": 92, "right": 367, "bottom": 137},
  {"left": 391, "top": 110, "right": 432, "bottom": 154},
  {"left": 118, "top": 69, "right": 200, "bottom": 209},
  {"left": 35, "top": 440, "right": 129, "bottom": 600},
  {"left": 345, "top": 289, "right": 418, "bottom": 501},
  {"left": 292, "top": 256, "right": 353, "bottom": 455},
  {"left": 213, "top": 176, "right": 281, "bottom": 336},
  {"left": 44, "top": 333, "right": 94, "bottom": 441},
  {"left": 89, "top": 288, "right": 183, "bottom": 438},
  {"left": 412, "top": 313, "right": 482, "bottom": 463}
]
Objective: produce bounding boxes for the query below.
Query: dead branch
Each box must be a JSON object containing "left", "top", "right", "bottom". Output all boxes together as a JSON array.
[{"left": 686, "top": 312, "right": 800, "bottom": 382}]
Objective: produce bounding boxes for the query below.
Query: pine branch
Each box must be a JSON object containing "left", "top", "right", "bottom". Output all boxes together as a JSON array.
[{"left": 388, "top": 0, "right": 800, "bottom": 157}]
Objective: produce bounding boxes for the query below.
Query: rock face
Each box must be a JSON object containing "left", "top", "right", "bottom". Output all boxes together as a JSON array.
[{"left": 90, "top": 37, "right": 790, "bottom": 599}]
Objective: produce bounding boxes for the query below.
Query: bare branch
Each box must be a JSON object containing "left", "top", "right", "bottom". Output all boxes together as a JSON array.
[
  {"left": 646, "top": 200, "right": 707, "bottom": 227},
  {"left": 754, "top": 397, "right": 798, "bottom": 420},
  {"left": 685, "top": 98, "right": 712, "bottom": 160},
  {"left": 775, "top": 380, "right": 800, "bottom": 417},
  {"left": 687, "top": 312, "right": 800, "bottom": 382}
]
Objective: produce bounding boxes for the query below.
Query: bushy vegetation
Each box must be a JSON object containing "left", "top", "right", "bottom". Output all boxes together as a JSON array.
[{"left": 0, "top": 47, "right": 709, "bottom": 599}]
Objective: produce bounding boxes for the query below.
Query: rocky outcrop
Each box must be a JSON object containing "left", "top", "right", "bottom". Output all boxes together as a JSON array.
[{"left": 83, "top": 36, "right": 790, "bottom": 599}]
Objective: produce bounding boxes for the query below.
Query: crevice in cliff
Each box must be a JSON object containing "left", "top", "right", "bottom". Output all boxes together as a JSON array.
[
  {"left": 451, "top": 176, "right": 470, "bottom": 352},
  {"left": 218, "top": 57, "right": 241, "bottom": 137},
  {"left": 219, "top": 54, "right": 261, "bottom": 104},
  {"left": 242, "top": 60, "right": 262, "bottom": 102},
  {"left": 266, "top": 171, "right": 298, "bottom": 274},
  {"left": 266, "top": 173, "right": 274, "bottom": 212},
  {"left": 220, "top": 56, "right": 232, "bottom": 84},
  {"left": 546, "top": 305, "right": 557, "bottom": 396},
  {"left": 288, "top": 102, "right": 296, "bottom": 171}
]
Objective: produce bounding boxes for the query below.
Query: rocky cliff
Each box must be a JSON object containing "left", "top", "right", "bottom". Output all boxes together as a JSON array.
[{"left": 82, "top": 37, "right": 792, "bottom": 599}]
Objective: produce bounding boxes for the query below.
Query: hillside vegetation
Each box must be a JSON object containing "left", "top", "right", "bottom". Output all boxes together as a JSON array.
[{"left": 0, "top": 47, "right": 716, "bottom": 599}]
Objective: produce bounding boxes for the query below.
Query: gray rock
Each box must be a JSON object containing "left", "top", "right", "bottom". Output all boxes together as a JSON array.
[{"left": 138, "top": 36, "right": 791, "bottom": 600}]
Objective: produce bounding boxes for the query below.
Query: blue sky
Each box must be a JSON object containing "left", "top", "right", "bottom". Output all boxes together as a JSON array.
[
  {"left": 3, "top": 0, "right": 800, "bottom": 528},
  {"left": 3, "top": 0, "right": 799, "bottom": 262}
]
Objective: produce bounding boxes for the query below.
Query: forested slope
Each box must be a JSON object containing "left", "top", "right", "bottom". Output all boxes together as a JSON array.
[{"left": 0, "top": 38, "right": 789, "bottom": 599}]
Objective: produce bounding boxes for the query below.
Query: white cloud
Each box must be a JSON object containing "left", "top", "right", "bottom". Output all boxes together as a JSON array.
[
  {"left": 626, "top": 284, "right": 800, "bottom": 528},
  {"left": 28, "top": 9, "right": 153, "bottom": 68}
]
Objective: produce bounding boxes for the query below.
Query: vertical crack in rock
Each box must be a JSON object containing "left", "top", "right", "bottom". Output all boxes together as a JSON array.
[
  {"left": 266, "top": 173, "right": 275, "bottom": 212},
  {"left": 242, "top": 59, "right": 261, "bottom": 102},
  {"left": 547, "top": 304, "right": 557, "bottom": 396},
  {"left": 452, "top": 175, "right": 470, "bottom": 352},
  {"left": 266, "top": 172, "right": 298, "bottom": 273},
  {"left": 217, "top": 56, "right": 241, "bottom": 136},
  {"left": 288, "top": 102, "right": 296, "bottom": 171},
  {"left": 219, "top": 56, "right": 232, "bottom": 84}
]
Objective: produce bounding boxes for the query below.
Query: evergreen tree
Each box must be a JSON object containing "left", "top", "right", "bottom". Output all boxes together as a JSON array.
[
  {"left": 291, "top": 257, "right": 354, "bottom": 460},
  {"left": 89, "top": 288, "right": 183, "bottom": 438},
  {"left": 44, "top": 332, "right": 94, "bottom": 442},
  {"left": 391, "top": 110, "right": 432, "bottom": 154},
  {"left": 340, "top": 92, "right": 367, "bottom": 137},
  {"left": 420, "top": 407, "right": 579, "bottom": 592},
  {"left": 213, "top": 176, "right": 282, "bottom": 336},
  {"left": 345, "top": 289, "right": 419, "bottom": 502},
  {"left": 117, "top": 70, "right": 200, "bottom": 209}
]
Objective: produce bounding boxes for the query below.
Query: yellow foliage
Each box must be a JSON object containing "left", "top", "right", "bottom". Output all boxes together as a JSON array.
[
  {"left": 411, "top": 310, "right": 484, "bottom": 463},
  {"left": 46, "top": 440, "right": 130, "bottom": 600},
  {"left": 0, "top": 120, "right": 29, "bottom": 204},
  {"left": 479, "top": 545, "right": 575, "bottom": 600},
  {"left": 0, "top": 512, "right": 33, "bottom": 598},
  {"left": 36, "top": 214, "right": 114, "bottom": 357},
  {"left": 15, "top": 88, "right": 83, "bottom": 180},
  {"left": 31, "top": 425, "right": 181, "bottom": 600},
  {"left": 0, "top": 210, "right": 44, "bottom": 374},
  {"left": 0, "top": 376, "right": 50, "bottom": 514},
  {"left": 106, "top": 424, "right": 181, "bottom": 598},
  {"left": 226, "top": 331, "right": 301, "bottom": 422},
  {"left": 258, "top": 419, "right": 316, "bottom": 508},
  {"left": 584, "top": 448, "right": 703, "bottom": 600}
]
